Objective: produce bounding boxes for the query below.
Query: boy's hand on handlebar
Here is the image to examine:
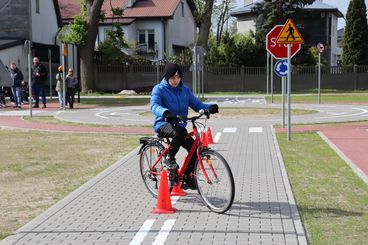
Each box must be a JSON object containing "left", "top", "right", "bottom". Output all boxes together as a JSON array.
[
  {"left": 209, "top": 104, "right": 219, "bottom": 114},
  {"left": 163, "top": 111, "right": 179, "bottom": 124}
]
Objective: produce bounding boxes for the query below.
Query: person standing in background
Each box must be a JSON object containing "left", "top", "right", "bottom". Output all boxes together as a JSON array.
[
  {"left": 55, "top": 66, "right": 64, "bottom": 109},
  {"left": 31, "top": 57, "right": 48, "bottom": 108},
  {"left": 9, "top": 63, "right": 23, "bottom": 108},
  {"left": 65, "top": 68, "right": 78, "bottom": 109}
]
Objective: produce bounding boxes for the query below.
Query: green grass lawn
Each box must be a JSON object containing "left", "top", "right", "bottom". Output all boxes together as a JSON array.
[
  {"left": 266, "top": 93, "right": 368, "bottom": 104},
  {"left": 78, "top": 97, "right": 150, "bottom": 106},
  {"left": 0, "top": 130, "right": 141, "bottom": 240},
  {"left": 277, "top": 132, "right": 368, "bottom": 245}
]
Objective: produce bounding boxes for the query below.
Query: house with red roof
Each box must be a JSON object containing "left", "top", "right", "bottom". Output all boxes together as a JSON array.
[{"left": 59, "top": 0, "right": 197, "bottom": 61}]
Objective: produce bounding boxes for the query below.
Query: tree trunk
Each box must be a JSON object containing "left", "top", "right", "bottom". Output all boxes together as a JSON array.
[
  {"left": 80, "top": 0, "right": 104, "bottom": 92},
  {"left": 197, "top": 0, "right": 215, "bottom": 50}
]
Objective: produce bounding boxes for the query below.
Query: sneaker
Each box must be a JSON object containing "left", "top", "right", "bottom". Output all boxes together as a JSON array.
[
  {"left": 42, "top": 104, "right": 46, "bottom": 108},
  {"left": 32, "top": 105, "right": 39, "bottom": 108},
  {"left": 164, "top": 158, "right": 179, "bottom": 171},
  {"left": 182, "top": 175, "right": 197, "bottom": 190}
]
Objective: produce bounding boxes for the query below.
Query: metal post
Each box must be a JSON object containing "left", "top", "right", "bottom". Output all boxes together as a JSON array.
[
  {"left": 201, "top": 66, "right": 204, "bottom": 99},
  {"left": 287, "top": 44, "right": 292, "bottom": 141},
  {"left": 318, "top": 52, "right": 321, "bottom": 104},
  {"left": 48, "top": 49, "right": 52, "bottom": 100},
  {"left": 156, "top": 60, "right": 159, "bottom": 84},
  {"left": 26, "top": 40, "right": 33, "bottom": 117},
  {"left": 282, "top": 76, "right": 285, "bottom": 128},
  {"left": 62, "top": 43, "right": 66, "bottom": 110},
  {"left": 266, "top": 52, "right": 270, "bottom": 95},
  {"left": 193, "top": 46, "right": 197, "bottom": 95},
  {"left": 271, "top": 56, "right": 274, "bottom": 103}
]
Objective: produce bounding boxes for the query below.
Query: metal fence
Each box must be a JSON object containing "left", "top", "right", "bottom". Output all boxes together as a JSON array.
[{"left": 95, "top": 64, "right": 368, "bottom": 92}]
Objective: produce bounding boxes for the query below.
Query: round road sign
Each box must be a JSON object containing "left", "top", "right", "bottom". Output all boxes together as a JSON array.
[{"left": 274, "top": 59, "right": 288, "bottom": 77}]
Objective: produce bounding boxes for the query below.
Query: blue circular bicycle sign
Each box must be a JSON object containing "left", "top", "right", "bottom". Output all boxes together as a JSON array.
[{"left": 274, "top": 59, "right": 288, "bottom": 77}]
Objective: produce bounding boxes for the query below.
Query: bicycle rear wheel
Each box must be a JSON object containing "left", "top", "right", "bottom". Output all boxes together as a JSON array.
[
  {"left": 195, "top": 149, "right": 235, "bottom": 213},
  {"left": 139, "top": 143, "right": 165, "bottom": 198}
]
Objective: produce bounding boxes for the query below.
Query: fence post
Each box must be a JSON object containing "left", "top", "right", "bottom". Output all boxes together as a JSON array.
[
  {"left": 241, "top": 66, "right": 245, "bottom": 92},
  {"left": 353, "top": 64, "right": 357, "bottom": 90}
]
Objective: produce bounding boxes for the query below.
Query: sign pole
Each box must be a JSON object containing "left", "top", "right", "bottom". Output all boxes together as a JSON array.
[
  {"left": 62, "top": 43, "right": 66, "bottom": 110},
  {"left": 48, "top": 49, "right": 52, "bottom": 100},
  {"left": 271, "top": 57, "right": 274, "bottom": 103},
  {"left": 318, "top": 52, "right": 321, "bottom": 104},
  {"left": 282, "top": 76, "right": 285, "bottom": 128},
  {"left": 287, "top": 44, "right": 291, "bottom": 141},
  {"left": 266, "top": 52, "right": 269, "bottom": 95}
]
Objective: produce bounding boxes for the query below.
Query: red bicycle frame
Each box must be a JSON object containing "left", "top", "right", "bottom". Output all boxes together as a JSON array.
[{"left": 148, "top": 126, "right": 215, "bottom": 184}]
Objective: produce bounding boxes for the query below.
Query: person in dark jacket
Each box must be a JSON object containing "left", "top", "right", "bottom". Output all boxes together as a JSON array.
[
  {"left": 150, "top": 63, "right": 219, "bottom": 189},
  {"left": 65, "top": 68, "right": 78, "bottom": 109},
  {"left": 31, "top": 57, "right": 48, "bottom": 108},
  {"left": 9, "top": 63, "right": 24, "bottom": 108}
]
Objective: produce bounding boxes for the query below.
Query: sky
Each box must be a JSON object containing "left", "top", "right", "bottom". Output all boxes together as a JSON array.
[{"left": 234, "top": 0, "right": 368, "bottom": 29}]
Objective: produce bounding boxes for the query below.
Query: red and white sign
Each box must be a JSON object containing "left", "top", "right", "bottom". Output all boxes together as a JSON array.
[
  {"left": 266, "top": 25, "right": 301, "bottom": 59},
  {"left": 317, "top": 43, "right": 325, "bottom": 53}
]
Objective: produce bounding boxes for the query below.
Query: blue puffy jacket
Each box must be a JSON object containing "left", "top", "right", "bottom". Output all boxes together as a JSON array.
[{"left": 150, "top": 79, "right": 211, "bottom": 132}]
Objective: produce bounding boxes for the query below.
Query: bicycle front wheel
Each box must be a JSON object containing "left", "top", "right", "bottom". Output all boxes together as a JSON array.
[
  {"left": 195, "top": 149, "right": 235, "bottom": 213},
  {"left": 139, "top": 143, "right": 165, "bottom": 198}
]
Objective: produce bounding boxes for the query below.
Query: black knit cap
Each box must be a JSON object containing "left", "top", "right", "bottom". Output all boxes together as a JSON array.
[{"left": 164, "top": 63, "right": 182, "bottom": 81}]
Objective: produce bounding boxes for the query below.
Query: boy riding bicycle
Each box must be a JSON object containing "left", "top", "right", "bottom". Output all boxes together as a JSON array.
[{"left": 150, "top": 63, "right": 218, "bottom": 190}]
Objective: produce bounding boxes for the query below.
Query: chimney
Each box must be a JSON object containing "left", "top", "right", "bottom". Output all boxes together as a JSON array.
[
  {"left": 126, "top": 0, "right": 136, "bottom": 8},
  {"left": 244, "top": 0, "right": 253, "bottom": 6}
]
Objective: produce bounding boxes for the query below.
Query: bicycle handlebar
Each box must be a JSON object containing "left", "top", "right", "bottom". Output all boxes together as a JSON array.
[{"left": 176, "top": 109, "right": 210, "bottom": 123}]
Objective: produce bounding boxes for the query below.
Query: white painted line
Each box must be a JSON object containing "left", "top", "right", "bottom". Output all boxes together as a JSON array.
[
  {"left": 213, "top": 132, "right": 221, "bottom": 143},
  {"left": 223, "top": 128, "right": 237, "bottom": 133},
  {"left": 326, "top": 112, "right": 347, "bottom": 116},
  {"left": 171, "top": 196, "right": 179, "bottom": 205},
  {"left": 249, "top": 127, "right": 263, "bottom": 133},
  {"left": 129, "top": 219, "right": 156, "bottom": 245},
  {"left": 152, "top": 219, "right": 176, "bottom": 245},
  {"left": 316, "top": 108, "right": 368, "bottom": 119}
]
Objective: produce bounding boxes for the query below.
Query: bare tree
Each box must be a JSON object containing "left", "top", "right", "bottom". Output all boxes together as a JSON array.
[
  {"left": 214, "top": 0, "right": 233, "bottom": 45},
  {"left": 194, "top": 0, "right": 216, "bottom": 49}
]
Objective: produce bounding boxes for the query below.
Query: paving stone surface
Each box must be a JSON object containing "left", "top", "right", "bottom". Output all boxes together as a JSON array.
[{"left": 1, "top": 119, "right": 307, "bottom": 245}]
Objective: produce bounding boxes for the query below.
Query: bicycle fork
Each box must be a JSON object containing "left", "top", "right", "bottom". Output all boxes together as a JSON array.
[{"left": 197, "top": 151, "right": 218, "bottom": 184}]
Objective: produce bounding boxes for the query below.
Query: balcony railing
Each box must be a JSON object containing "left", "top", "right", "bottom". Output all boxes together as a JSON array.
[{"left": 136, "top": 42, "right": 157, "bottom": 55}]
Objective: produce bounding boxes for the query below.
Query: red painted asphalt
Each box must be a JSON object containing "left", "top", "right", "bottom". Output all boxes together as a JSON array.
[
  {"left": 0, "top": 103, "right": 153, "bottom": 135},
  {"left": 276, "top": 125, "right": 368, "bottom": 176}
]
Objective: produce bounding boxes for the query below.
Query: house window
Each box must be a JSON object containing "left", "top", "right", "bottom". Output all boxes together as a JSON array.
[
  {"left": 137, "top": 29, "right": 155, "bottom": 52},
  {"left": 36, "top": 0, "right": 40, "bottom": 13},
  {"left": 181, "top": 2, "right": 184, "bottom": 17}
]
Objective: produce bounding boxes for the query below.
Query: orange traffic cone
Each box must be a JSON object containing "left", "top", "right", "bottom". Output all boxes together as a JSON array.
[
  {"left": 207, "top": 127, "right": 214, "bottom": 144},
  {"left": 171, "top": 182, "right": 187, "bottom": 196},
  {"left": 152, "top": 170, "right": 176, "bottom": 214},
  {"left": 201, "top": 130, "right": 209, "bottom": 147}
]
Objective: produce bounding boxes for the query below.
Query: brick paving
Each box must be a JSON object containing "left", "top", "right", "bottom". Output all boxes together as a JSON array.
[{"left": 1, "top": 103, "right": 367, "bottom": 244}]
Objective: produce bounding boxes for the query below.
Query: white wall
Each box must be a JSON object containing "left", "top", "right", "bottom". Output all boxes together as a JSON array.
[
  {"left": 166, "top": 1, "right": 196, "bottom": 54},
  {"left": 31, "top": 0, "right": 59, "bottom": 45},
  {"left": 237, "top": 19, "right": 256, "bottom": 34},
  {"left": 134, "top": 20, "right": 163, "bottom": 59},
  {"left": 0, "top": 45, "right": 31, "bottom": 82}
]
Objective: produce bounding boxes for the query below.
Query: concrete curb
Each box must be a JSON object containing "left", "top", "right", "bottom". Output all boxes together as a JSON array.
[{"left": 271, "top": 125, "right": 309, "bottom": 245}]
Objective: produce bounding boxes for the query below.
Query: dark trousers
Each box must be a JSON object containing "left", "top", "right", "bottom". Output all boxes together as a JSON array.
[
  {"left": 32, "top": 83, "right": 46, "bottom": 106},
  {"left": 66, "top": 88, "right": 75, "bottom": 108},
  {"left": 157, "top": 123, "right": 196, "bottom": 174}
]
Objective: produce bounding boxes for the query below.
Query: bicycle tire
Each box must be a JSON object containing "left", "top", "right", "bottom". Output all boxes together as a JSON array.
[
  {"left": 194, "top": 149, "right": 235, "bottom": 213},
  {"left": 139, "top": 142, "right": 165, "bottom": 198}
]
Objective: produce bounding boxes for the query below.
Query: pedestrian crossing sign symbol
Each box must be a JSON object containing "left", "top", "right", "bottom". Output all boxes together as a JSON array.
[{"left": 276, "top": 19, "right": 304, "bottom": 45}]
